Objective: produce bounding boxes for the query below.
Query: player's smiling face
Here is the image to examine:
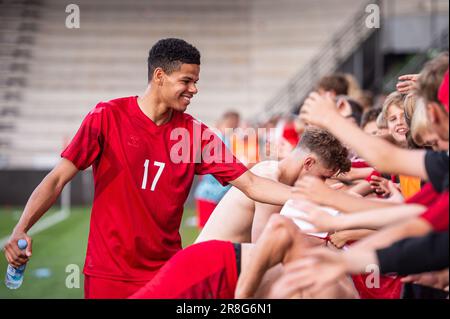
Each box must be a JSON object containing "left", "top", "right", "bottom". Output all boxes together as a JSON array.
[{"left": 161, "top": 63, "right": 200, "bottom": 112}]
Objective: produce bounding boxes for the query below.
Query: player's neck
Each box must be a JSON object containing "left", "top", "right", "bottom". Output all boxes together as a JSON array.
[
  {"left": 278, "top": 156, "right": 302, "bottom": 186},
  {"left": 137, "top": 88, "right": 173, "bottom": 126}
]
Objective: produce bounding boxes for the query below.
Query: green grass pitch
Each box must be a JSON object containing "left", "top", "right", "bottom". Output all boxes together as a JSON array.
[{"left": 0, "top": 206, "right": 199, "bottom": 298}]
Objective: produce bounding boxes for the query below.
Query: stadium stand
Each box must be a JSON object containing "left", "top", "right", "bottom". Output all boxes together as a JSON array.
[{"left": 0, "top": 0, "right": 367, "bottom": 169}]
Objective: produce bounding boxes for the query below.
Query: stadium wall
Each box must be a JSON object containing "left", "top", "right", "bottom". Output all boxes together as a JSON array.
[
  {"left": 0, "top": 170, "right": 93, "bottom": 205},
  {"left": 0, "top": 170, "right": 198, "bottom": 206}
]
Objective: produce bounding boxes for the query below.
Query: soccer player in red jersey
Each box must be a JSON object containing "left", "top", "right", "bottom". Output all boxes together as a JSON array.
[{"left": 4, "top": 38, "right": 295, "bottom": 298}]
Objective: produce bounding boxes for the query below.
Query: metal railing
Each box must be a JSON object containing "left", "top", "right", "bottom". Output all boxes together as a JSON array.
[{"left": 259, "top": 0, "right": 380, "bottom": 122}]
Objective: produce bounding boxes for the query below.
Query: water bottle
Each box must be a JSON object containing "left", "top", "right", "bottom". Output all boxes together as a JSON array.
[{"left": 5, "top": 239, "right": 28, "bottom": 289}]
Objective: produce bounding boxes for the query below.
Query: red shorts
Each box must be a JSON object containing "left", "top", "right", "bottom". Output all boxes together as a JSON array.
[
  {"left": 129, "top": 240, "right": 238, "bottom": 299},
  {"left": 196, "top": 199, "right": 218, "bottom": 228},
  {"left": 351, "top": 274, "right": 403, "bottom": 299},
  {"left": 84, "top": 275, "right": 148, "bottom": 299}
]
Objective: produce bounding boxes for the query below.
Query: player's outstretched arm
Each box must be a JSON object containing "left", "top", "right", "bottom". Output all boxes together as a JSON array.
[
  {"left": 293, "top": 176, "right": 397, "bottom": 213},
  {"left": 230, "top": 171, "right": 291, "bottom": 206},
  {"left": 299, "top": 92, "right": 428, "bottom": 180},
  {"left": 351, "top": 217, "right": 433, "bottom": 251},
  {"left": 335, "top": 167, "right": 374, "bottom": 183},
  {"left": 328, "top": 229, "right": 375, "bottom": 249},
  {"left": 235, "top": 215, "right": 312, "bottom": 298},
  {"left": 4, "top": 158, "right": 79, "bottom": 267},
  {"left": 296, "top": 202, "right": 426, "bottom": 233}
]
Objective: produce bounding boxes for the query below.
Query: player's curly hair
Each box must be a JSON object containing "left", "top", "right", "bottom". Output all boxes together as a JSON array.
[
  {"left": 147, "top": 38, "right": 201, "bottom": 81},
  {"left": 297, "top": 127, "right": 351, "bottom": 175}
]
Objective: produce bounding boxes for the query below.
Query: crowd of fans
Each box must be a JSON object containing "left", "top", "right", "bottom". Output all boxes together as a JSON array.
[{"left": 192, "top": 52, "right": 449, "bottom": 299}]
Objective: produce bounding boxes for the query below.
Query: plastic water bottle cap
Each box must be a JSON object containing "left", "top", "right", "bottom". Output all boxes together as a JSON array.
[{"left": 17, "top": 239, "right": 28, "bottom": 250}]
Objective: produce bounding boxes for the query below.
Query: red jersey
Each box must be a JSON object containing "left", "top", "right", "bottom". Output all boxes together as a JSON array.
[
  {"left": 406, "top": 183, "right": 440, "bottom": 207},
  {"left": 351, "top": 274, "right": 402, "bottom": 299},
  {"left": 419, "top": 191, "right": 449, "bottom": 231},
  {"left": 351, "top": 158, "right": 371, "bottom": 169},
  {"left": 61, "top": 96, "right": 247, "bottom": 281}
]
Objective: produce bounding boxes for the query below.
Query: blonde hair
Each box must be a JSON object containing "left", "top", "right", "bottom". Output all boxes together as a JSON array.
[
  {"left": 403, "top": 93, "right": 417, "bottom": 126},
  {"left": 381, "top": 91, "right": 405, "bottom": 122},
  {"left": 376, "top": 111, "right": 387, "bottom": 129},
  {"left": 416, "top": 52, "right": 449, "bottom": 106},
  {"left": 411, "top": 98, "right": 432, "bottom": 146}
]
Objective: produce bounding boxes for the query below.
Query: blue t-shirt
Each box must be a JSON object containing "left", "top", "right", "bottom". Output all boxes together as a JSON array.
[{"left": 194, "top": 133, "right": 233, "bottom": 203}]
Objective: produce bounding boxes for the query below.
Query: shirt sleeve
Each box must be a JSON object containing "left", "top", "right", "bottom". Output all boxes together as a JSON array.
[
  {"left": 376, "top": 231, "right": 449, "bottom": 276},
  {"left": 406, "top": 183, "right": 440, "bottom": 207},
  {"left": 61, "top": 104, "right": 106, "bottom": 170},
  {"left": 418, "top": 192, "right": 449, "bottom": 231},
  {"left": 425, "top": 151, "right": 449, "bottom": 193},
  {"left": 195, "top": 124, "right": 248, "bottom": 186}
]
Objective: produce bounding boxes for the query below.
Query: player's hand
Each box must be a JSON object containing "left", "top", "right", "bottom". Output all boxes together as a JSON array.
[
  {"left": 329, "top": 231, "right": 350, "bottom": 249},
  {"left": 369, "top": 175, "right": 391, "bottom": 197},
  {"left": 289, "top": 200, "right": 340, "bottom": 233},
  {"left": 292, "top": 175, "right": 333, "bottom": 206},
  {"left": 3, "top": 231, "right": 32, "bottom": 268},
  {"left": 385, "top": 181, "right": 404, "bottom": 203},
  {"left": 401, "top": 269, "right": 449, "bottom": 291},
  {"left": 299, "top": 92, "right": 340, "bottom": 128},
  {"left": 396, "top": 74, "right": 419, "bottom": 94}
]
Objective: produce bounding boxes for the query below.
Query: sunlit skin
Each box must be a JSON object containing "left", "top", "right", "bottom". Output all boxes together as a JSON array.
[{"left": 386, "top": 104, "right": 409, "bottom": 144}]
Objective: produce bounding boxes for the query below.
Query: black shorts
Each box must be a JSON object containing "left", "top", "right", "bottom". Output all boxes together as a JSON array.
[{"left": 233, "top": 242, "right": 241, "bottom": 277}]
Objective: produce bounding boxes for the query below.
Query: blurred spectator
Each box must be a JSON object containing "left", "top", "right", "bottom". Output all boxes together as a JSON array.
[
  {"left": 360, "top": 107, "right": 382, "bottom": 136},
  {"left": 344, "top": 73, "right": 364, "bottom": 101},
  {"left": 264, "top": 116, "right": 301, "bottom": 161},
  {"left": 316, "top": 73, "right": 349, "bottom": 98},
  {"left": 194, "top": 111, "right": 241, "bottom": 228},
  {"left": 335, "top": 95, "right": 364, "bottom": 125},
  {"left": 357, "top": 90, "right": 375, "bottom": 111},
  {"left": 231, "top": 120, "right": 260, "bottom": 166}
]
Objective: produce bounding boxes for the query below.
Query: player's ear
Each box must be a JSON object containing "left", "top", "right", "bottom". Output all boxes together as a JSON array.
[
  {"left": 153, "top": 68, "right": 165, "bottom": 86},
  {"left": 303, "top": 156, "right": 316, "bottom": 171},
  {"left": 338, "top": 99, "right": 351, "bottom": 115}
]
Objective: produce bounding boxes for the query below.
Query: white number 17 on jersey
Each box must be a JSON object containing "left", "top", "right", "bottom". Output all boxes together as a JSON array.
[{"left": 141, "top": 160, "right": 165, "bottom": 191}]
